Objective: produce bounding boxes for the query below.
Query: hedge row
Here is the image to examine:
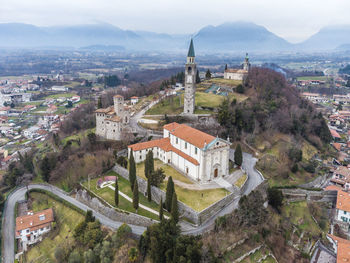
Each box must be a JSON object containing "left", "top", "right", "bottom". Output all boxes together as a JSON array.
[{"left": 27, "top": 189, "right": 86, "bottom": 215}]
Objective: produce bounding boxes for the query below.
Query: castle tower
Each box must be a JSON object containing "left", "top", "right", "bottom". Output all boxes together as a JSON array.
[
  {"left": 184, "top": 39, "right": 197, "bottom": 115},
  {"left": 113, "top": 95, "right": 124, "bottom": 116},
  {"left": 243, "top": 52, "right": 250, "bottom": 71}
]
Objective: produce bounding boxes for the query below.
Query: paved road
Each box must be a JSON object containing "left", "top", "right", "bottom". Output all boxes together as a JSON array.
[
  {"left": 2, "top": 184, "right": 146, "bottom": 263},
  {"left": 129, "top": 100, "right": 160, "bottom": 134},
  {"left": 182, "top": 150, "right": 264, "bottom": 235}
]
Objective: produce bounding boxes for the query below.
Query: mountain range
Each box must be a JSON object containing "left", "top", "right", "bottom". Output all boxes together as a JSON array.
[{"left": 1, "top": 22, "right": 350, "bottom": 53}]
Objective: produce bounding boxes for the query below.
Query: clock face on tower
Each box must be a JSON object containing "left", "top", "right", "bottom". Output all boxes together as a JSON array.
[{"left": 187, "top": 75, "right": 193, "bottom": 84}]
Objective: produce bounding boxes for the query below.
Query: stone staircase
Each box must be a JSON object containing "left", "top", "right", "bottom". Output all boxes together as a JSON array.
[{"left": 215, "top": 177, "right": 235, "bottom": 192}]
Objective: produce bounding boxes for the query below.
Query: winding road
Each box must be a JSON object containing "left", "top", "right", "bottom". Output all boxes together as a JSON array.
[{"left": 2, "top": 184, "right": 146, "bottom": 263}]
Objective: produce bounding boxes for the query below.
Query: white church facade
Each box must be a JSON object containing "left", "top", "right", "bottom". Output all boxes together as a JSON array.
[
  {"left": 224, "top": 53, "right": 251, "bottom": 81},
  {"left": 128, "top": 122, "right": 231, "bottom": 183},
  {"left": 95, "top": 95, "right": 130, "bottom": 140}
]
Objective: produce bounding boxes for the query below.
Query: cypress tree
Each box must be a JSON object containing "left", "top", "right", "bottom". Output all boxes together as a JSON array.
[
  {"left": 144, "top": 151, "right": 149, "bottom": 179},
  {"left": 149, "top": 151, "right": 154, "bottom": 176},
  {"left": 129, "top": 150, "right": 136, "bottom": 191},
  {"left": 196, "top": 70, "right": 200, "bottom": 84},
  {"left": 165, "top": 176, "right": 174, "bottom": 211},
  {"left": 171, "top": 191, "right": 179, "bottom": 224},
  {"left": 205, "top": 69, "right": 211, "bottom": 79},
  {"left": 225, "top": 64, "right": 228, "bottom": 70},
  {"left": 159, "top": 197, "right": 163, "bottom": 221},
  {"left": 234, "top": 144, "right": 243, "bottom": 167},
  {"left": 133, "top": 180, "right": 139, "bottom": 212},
  {"left": 147, "top": 177, "right": 152, "bottom": 202},
  {"left": 115, "top": 177, "right": 119, "bottom": 207},
  {"left": 97, "top": 96, "right": 102, "bottom": 109}
]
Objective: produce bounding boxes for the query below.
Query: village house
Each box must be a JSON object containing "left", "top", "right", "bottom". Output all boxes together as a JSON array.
[
  {"left": 16, "top": 208, "right": 54, "bottom": 252},
  {"left": 130, "top": 96, "right": 139, "bottom": 105},
  {"left": 95, "top": 95, "right": 130, "bottom": 140},
  {"left": 331, "top": 166, "right": 350, "bottom": 190},
  {"left": 128, "top": 122, "right": 231, "bottom": 182},
  {"left": 328, "top": 234, "right": 350, "bottom": 262}
]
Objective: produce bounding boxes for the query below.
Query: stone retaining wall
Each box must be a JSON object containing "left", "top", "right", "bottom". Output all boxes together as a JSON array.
[
  {"left": 281, "top": 189, "right": 337, "bottom": 203},
  {"left": 76, "top": 189, "right": 156, "bottom": 227},
  {"left": 113, "top": 164, "right": 239, "bottom": 225}
]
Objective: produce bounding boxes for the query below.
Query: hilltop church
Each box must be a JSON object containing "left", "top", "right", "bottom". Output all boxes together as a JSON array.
[
  {"left": 224, "top": 53, "right": 251, "bottom": 81},
  {"left": 128, "top": 122, "right": 231, "bottom": 183},
  {"left": 95, "top": 95, "right": 130, "bottom": 140}
]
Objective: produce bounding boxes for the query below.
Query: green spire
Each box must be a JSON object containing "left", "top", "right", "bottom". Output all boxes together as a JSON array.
[{"left": 187, "top": 39, "right": 195, "bottom": 57}]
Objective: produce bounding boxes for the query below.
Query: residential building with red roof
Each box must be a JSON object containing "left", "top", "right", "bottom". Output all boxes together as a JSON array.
[
  {"left": 128, "top": 122, "right": 231, "bottom": 182},
  {"left": 331, "top": 166, "right": 350, "bottom": 190},
  {"left": 130, "top": 96, "right": 139, "bottom": 105},
  {"left": 16, "top": 208, "right": 54, "bottom": 251},
  {"left": 328, "top": 234, "right": 350, "bottom": 263}
]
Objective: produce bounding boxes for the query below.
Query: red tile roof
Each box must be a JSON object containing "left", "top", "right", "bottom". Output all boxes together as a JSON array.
[
  {"left": 330, "top": 129, "right": 341, "bottom": 139},
  {"left": 328, "top": 234, "right": 350, "bottom": 263},
  {"left": 336, "top": 190, "right": 350, "bottom": 212},
  {"left": 128, "top": 137, "right": 199, "bottom": 165},
  {"left": 16, "top": 208, "right": 54, "bottom": 235},
  {"left": 333, "top": 143, "right": 341, "bottom": 151},
  {"left": 164, "top": 122, "right": 215, "bottom": 148}
]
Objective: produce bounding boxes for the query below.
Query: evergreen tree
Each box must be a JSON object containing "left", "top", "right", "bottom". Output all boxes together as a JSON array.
[
  {"left": 147, "top": 177, "right": 152, "bottom": 202},
  {"left": 133, "top": 180, "right": 139, "bottom": 212},
  {"left": 115, "top": 177, "right": 119, "bottom": 206},
  {"left": 159, "top": 197, "right": 163, "bottom": 221},
  {"left": 40, "top": 156, "right": 51, "bottom": 182},
  {"left": 205, "top": 69, "right": 211, "bottom": 79},
  {"left": 165, "top": 176, "right": 174, "bottom": 211},
  {"left": 97, "top": 97, "right": 102, "bottom": 109},
  {"left": 171, "top": 191, "right": 179, "bottom": 223},
  {"left": 234, "top": 144, "right": 243, "bottom": 167},
  {"left": 129, "top": 150, "right": 136, "bottom": 191},
  {"left": 225, "top": 64, "right": 228, "bottom": 70},
  {"left": 196, "top": 70, "right": 200, "bottom": 83},
  {"left": 144, "top": 151, "right": 149, "bottom": 179},
  {"left": 149, "top": 151, "right": 154, "bottom": 175},
  {"left": 145, "top": 151, "right": 154, "bottom": 179}
]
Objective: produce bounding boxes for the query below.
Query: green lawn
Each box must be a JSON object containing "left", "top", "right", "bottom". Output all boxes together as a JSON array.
[
  {"left": 146, "top": 91, "right": 246, "bottom": 115},
  {"left": 282, "top": 201, "right": 321, "bottom": 235},
  {"left": 45, "top": 92, "right": 76, "bottom": 99},
  {"left": 25, "top": 192, "right": 84, "bottom": 262},
  {"left": 136, "top": 160, "right": 229, "bottom": 211},
  {"left": 203, "top": 78, "right": 242, "bottom": 87},
  {"left": 82, "top": 171, "right": 169, "bottom": 220},
  {"left": 234, "top": 173, "right": 247, "bottom": 188},
  {"left": 297, "top": 76, "right": 328, "bottom": 81},
  {"left": 136, "top": 159, "right": 194, "bottom": 185}
]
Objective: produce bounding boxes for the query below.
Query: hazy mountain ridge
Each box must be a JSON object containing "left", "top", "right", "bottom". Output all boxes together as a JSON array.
[{"left": 1, "top": 22, "right": 350, "bottom": 52}]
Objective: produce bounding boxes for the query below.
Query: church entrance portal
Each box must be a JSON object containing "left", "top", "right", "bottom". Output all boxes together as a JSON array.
[{"left": 214, "top": 168, "right": 218, "bottom": 178}]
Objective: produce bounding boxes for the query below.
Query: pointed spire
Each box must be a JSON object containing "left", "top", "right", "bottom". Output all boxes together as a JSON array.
[{"left": 187, "top": 39, "right": 195, "bottom": 57}]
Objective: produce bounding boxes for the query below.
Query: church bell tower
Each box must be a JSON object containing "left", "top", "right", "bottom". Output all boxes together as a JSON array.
[{"left": 184, "top": 39, "right": 196, "bottom": 115}]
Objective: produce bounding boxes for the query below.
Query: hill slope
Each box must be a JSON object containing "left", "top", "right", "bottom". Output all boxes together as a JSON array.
[
  {"left": 300, "top": 25, "right": 350, "bottom": 50},
  {"left": 194, "top": 22, "right": 292, "bottom": 52}
]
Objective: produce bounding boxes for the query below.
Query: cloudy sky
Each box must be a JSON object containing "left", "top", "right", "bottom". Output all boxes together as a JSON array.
[{"left": 0, "top": 0, "right": 349, "bottom": 43}]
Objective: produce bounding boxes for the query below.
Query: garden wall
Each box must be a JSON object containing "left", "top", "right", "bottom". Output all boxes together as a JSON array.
[
  {"left": 76, "top": 189, "right": 156, "bottom": 227},
  {"left": 113, "top": 164, "right": 239, "bottom": 225}
]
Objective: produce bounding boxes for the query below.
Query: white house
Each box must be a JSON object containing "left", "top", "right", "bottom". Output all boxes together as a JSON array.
[
  {"left": 334, "top": 189, "right": 350, "bottom": 233},
  {"left": 128, "top": 122, "right": 231, "bottom": 183},
  {"left": 16, "top": 208, "right": 54, "bottom": 252},
  {"left": 130, "top": 96, "right": 139, "bottom": 105}
]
